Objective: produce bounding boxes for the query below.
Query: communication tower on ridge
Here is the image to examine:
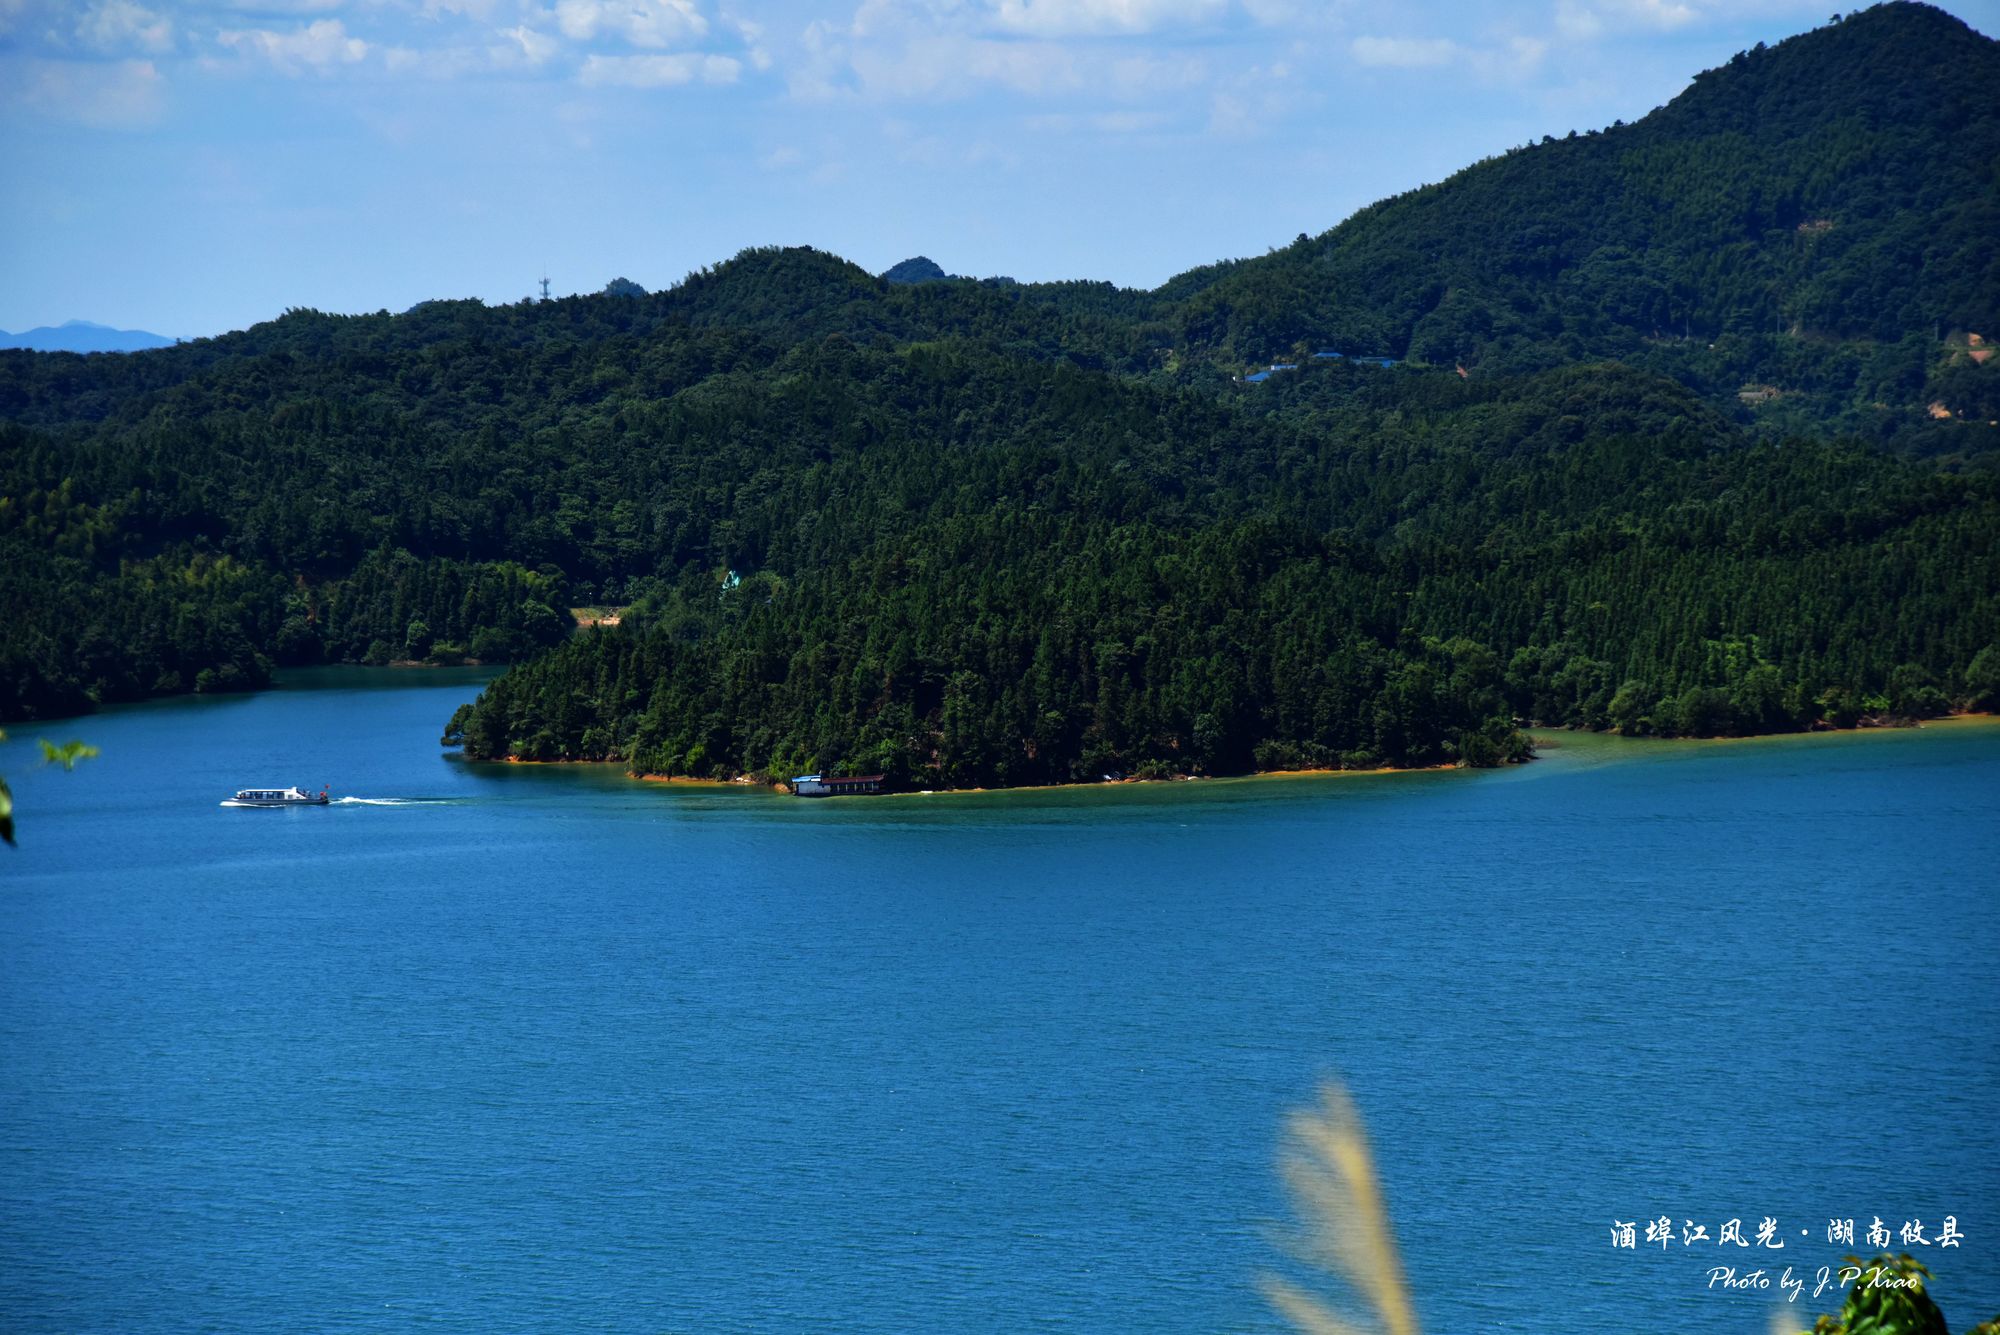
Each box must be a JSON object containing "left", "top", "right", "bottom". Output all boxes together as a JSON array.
[{"left": 538, "top": 273, "right": 551, "bottom": 302}]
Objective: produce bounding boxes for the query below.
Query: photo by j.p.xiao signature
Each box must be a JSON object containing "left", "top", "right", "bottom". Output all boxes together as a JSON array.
[
  {"left": 1705, "top": 1260, "right": 1938, "bottom": 1306},
  {"left": 1607, "top": 1216, "right": 1974, "bottom": 1304}
]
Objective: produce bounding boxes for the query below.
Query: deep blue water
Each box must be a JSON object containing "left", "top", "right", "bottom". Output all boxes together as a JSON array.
[{"left": 3, "top": 670, "right": 1996, "bottom": 1333}]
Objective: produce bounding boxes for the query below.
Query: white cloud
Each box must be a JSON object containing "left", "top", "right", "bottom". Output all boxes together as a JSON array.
[
  {"left": 1602, "top": 0, "right": 1701, "bottom": 29},
  {"left": 215, "top": 0, "right": 347, "bottom": 12},
  {"left": 988, "top": 0, "right": 1227, "bottom": 37},
  {"left": 12, "top": 56, "right": 166, "bottom": 127},
  {"left": 1350, "top": 34, "right": 1458, "bottom": 67},
  {"left": 1557, "top": 0, "right": 1711, "bottom": 38},
  {"left": 1233, "top": 0, "right": 1333, "bottom": 22},
  {"left": 218, "top": 18, "right": 368, "bottom": 70},
  {"left": 360, "top": 40, "right": 503, "bottom": 79},
  {"left": 720, "top": 6, "right": 772, "bottom": 69},
  {"left": 847, "top": 0, "right": 944, "bottom": 40},
  {"left": 77, "top": 0, "right": 173, "bottom": 54},
  {"left": 500, "top": 24, "right": 559, "bottom": 64},
  {"left": 578, "top": 51, "right": 740, "bottom": 85},
  {"left": 554, "top": 0, "right": 708, "bottom": 48},
  {"left": 849, "top": 33, "right": 1071, "bottom": 97},
  {"left": 1349, "top": 30, "right": 1546, "bottom": 80}
]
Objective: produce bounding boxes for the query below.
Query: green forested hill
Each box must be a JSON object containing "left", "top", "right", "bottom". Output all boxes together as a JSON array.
[
  {"left": 443, "top": 361, "right": 1999, "bottom": 788},
  {"left": 3, "top": 3, "right": 1997, "bottom": 789},
  {"left": 1170, "top": 2, "right": 2000, "bottom": 444}
]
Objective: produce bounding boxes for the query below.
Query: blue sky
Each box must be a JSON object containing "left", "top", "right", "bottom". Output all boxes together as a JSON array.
[{"left": 2, "top": 0, "right": 1994, "bottom": 339}]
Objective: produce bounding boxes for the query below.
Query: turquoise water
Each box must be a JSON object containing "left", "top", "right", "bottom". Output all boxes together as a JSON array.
[{"left": 3, "top": 670, "right": 1997, "bottom": 1333}]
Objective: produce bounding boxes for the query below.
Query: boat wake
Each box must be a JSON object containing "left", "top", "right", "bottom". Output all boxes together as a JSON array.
[{"left": 331, "top": 796, "right": 456, "bottom": 806}]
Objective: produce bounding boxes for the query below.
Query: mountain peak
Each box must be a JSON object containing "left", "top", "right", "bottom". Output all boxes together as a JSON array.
[
  {"left": 1838, "top": 0, "right": 1979, "bottom": 38},
  {"left": 1662, "top": 0, "right": 1995, "bottom": 130},
  {"left": 883, "top": 256, "right": 951, "bottom": 285},
  {"left": 0, "top": 321, "right": 176, "bottom": 353}
]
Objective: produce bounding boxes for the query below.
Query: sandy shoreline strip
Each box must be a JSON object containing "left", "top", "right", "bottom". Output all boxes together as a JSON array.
[{"left": 479, "top": 712, "right": 1998, "bottom": 798}]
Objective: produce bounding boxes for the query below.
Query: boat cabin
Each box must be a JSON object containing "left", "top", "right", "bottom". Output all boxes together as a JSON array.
[{"left": 226, "top": 785, "right": 329, "bottom": 806}]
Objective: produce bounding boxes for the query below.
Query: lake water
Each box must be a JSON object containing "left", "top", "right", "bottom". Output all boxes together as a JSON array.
[{"left": 3, "top": 669, "right": 1997, "bottom": 1333}]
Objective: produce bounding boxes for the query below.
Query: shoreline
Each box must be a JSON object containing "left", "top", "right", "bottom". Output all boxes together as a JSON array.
[
  {"left": 469, "top": 712, "right": 2000, "bottom": 799},
  {"left": 478, "top": 755, "right": 1483, "bottom": 798},
  {"left": 381, "top": 658, "right": 491, "bottom": 670},
  {"left": 1529, "top": 710, "right": 1994, "bottom": 748},
  {"left": 635, "top": 772, "right": 765, "bottom": 789}
]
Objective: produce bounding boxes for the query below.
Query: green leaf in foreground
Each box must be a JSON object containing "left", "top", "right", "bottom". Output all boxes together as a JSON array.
[
  {"left": 38, "top": 739, "right": 101, "bottom": 771},
  {"left": 1801, "top": 1253, "right": 1946, "bottom": 1334},
  {"left": 1, "top": 729, "right": 98, "bottom": 850}
]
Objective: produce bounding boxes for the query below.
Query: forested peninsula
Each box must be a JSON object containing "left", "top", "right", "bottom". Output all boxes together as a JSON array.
[{"left": 4, "top": 3, "right": 1998, "bottom": 790}]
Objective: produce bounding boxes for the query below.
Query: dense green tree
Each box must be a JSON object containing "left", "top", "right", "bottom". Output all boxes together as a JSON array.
[
  {"left": 3, "top": 4, "right": 1996, "bottom": 791},
  {"left": 1965, "top": 645, "right": 2000, "bottom": 711}
]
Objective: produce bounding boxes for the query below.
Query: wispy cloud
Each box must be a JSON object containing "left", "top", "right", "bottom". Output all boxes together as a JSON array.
[
  {"left": 720, "top": 6, "right": 773, "bottom": 69},
  {"left": 1024, "top": 108, "right": 1171, "bottom": 133},
  {"left": 10, "top": 56, "right": 167, "bottom": 127},
  {"left": 77, "top": 0, "right": 174, "bottom": 54},
  {"left": 987, "top": 0, "right": 1229, "bottom": 37},
  {"left": 418, "top": 0, "right": 502, "bottom": 17},
  {"left": 1350, "top": 34, "right": 1457, "bottom": 68},
  {"left": 218, "top": 18, "right": 368, "bottom": 71},
  {"left": 499, "top": 24, "right": 558, "bottom": 65},
  {"left": 578, "top": 51, "right": 740, "bottom": 86},
  {"left": 1554, "top": 0, "right": 1828, "bottom": 40},
  {"left": 215, "top": 0, "right": 348, "bottom": 12},
  {"left": 1351, "top": 31, "right": 1546, "bottom": 80},
  {"left": 849, "top": 33, "right": 1078, "bottom": 98},
  {"left": 553, "top": 0, "right": 708, "bottom": 48},
  {"left": 1569, "top": 0, "right": 1703, "bottom": 33},
  {"left": 1205, "top": 58, "right": 1314, "bottom": 138},
  {"left": 798, "top": 2, "right": 1215, "bottom": 105}
]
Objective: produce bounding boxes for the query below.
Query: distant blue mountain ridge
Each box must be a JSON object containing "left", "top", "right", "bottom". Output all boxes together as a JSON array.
[{"left": 0, "top": 319, "right": 176, "bottom": 353}]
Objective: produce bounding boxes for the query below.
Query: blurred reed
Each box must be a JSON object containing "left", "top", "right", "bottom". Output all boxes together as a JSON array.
[{"left": 1261, "top": 1082, "right": 1419, "bottom": 1335}]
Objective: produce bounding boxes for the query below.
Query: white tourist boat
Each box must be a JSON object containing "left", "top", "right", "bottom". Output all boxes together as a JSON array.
[{"left": 221, "top": 785, "right": 330, "bottom": 808}]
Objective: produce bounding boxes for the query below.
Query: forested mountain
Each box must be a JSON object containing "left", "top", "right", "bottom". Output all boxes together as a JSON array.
[
  {"left": 3, "top": 3, "right": 1997, "bottom": 789},
  {"left": 441, "top": 360, "right": 1998, "bottom": 787},
  {"left": 1171, "top": 2, "right": 2000, "bottom": 447}
]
